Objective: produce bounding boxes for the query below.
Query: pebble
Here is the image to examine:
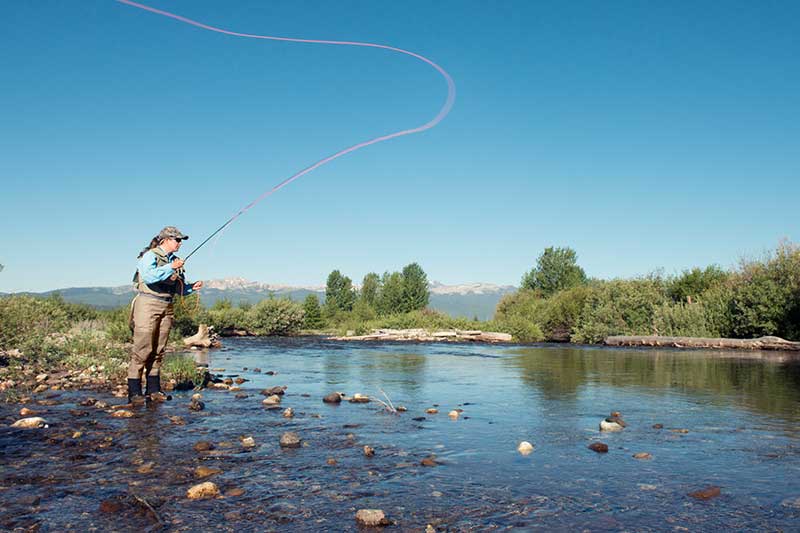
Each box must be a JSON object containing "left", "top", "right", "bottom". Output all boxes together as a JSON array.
[
  {"left": 234, "top": 393, "right": 249, "bottom": 399},
  {"left": 652, "top": 423, "right": 664, "bottom": 429},
  {"left": 195, "top": 466, "right": 222, "bottom": 478},
  {"left": 363, "top": 445, "right": 375, "bottom": 457},
  {"left": 11, "top": 417, "right": 49, "bottom": 429},
  {"left": 234, "top": 378, "right": 246, "bottom": 384},
  {"left": 191, "top": 393, "right": 203, "bottom": 401},
  {"left": 19, "top": 407, "right": 37, "bottom": 416},
  {"left": 241, "top": 436, "right": 256, "bottom": 448},
  {"left": 396, "top": 405, "right": 407, "bottom": 412},
  {"left": 226, "top": 488, "right": 245, "bottom": 497},
  {"left": 193, "top": 441, "right": 215, "bottom": 452},
  {"left": 136, "top": 462, "right": 155, "bottom": 474},
  {"left": 426, "top": 408, "right": 439, "bottom": 414},
  {"left": 688, "top": 486, "right": 721, "bottom": 500},
  {"left": 638, "top": 484, "right": 658, "bottom": 491},
  {"left": 280, "top": 432, "right": 301, "bottom": 448},
  {"left": 283, "top": 407, "right": 294, "bottom": 418},
  {"left": 588, "top": 442, "right": 609, "bottom": 453},
  {"left": 349, "top": 393, "right": 370, "bottom": 403},
  {"left": 94, "top": 401, "right": 109, "bottom": 409},
  {"left": 448, "top": 410, "right": 459, "bottom": 419},
  {"left": 421, "top": 455, "right": 439, "bottom": 467},
  {"left": 326, "top": 457, "right": 337, "bottom": 466},
  {"left": 79, "top": 397, "right": 97, "bottom": 406},
  {"left": 111, "top": 410, "right": 134, "bottom": 419},
  {"left": 355, "top": 509, "right": 389, "bottom": 527},
  {"left": 262, "top": 395, "right": 282, "bottom": 406},
  {"left": 189, "top": 400, "right": 205, "bottom": 411},
  {"left": 671, "top": 428, "right": 690, "bottom": 434},
  {"left": 261, "top": 386, "right": 286, "bottom": 396},
  {"left": 323, "top": 392, "right": 342, "bottom": 404},
  {"left": 633, "top": 452, "right": 653, "bottom": 460},
  {"left": 168, "top": 415, "right": 186, "bottom": 426},
  {"left": 517, "top": 441, "right": 534, "bottom": 455},
  {"left": 187, "top": 481, "right": 219, "bottom": 500}
]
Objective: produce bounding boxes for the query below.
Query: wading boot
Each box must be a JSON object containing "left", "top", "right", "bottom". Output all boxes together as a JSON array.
[
  {"left": 146, "top": 374, "right": 170, "bottom": 403},
  {"left": 127, "top": 378, "right": 145, "bottom": 407}
]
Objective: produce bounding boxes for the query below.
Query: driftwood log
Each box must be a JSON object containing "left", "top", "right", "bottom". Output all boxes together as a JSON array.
[{"left": 604, "top": 335, "right": 800, "bottom": 351}]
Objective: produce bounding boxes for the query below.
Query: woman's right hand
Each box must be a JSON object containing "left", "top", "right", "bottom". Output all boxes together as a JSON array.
[{"left": 171, "top": 258, "right": 185, "bottom": 270}]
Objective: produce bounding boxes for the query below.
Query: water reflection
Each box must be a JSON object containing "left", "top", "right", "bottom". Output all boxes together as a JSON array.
[{"left": 506, "top": 346, "right": 800, "bottom": 421}]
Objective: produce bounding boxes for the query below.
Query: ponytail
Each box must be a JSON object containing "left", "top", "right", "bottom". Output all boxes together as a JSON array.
[{"left": 137, "top": 236, "right": 160, "bottom": 259}]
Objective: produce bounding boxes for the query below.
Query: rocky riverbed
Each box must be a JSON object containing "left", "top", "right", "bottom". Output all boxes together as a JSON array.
[{"left": 2, "top": 337, "right": 800, "bottom": 531}]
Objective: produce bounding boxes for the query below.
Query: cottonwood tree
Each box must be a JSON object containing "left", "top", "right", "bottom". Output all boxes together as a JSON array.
[{"left": 521, "top": 247, "right": 587, "bottom": 297}]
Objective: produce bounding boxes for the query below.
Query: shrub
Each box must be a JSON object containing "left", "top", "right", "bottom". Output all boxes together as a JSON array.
[
  {"left": 541, "top": 286, "right": 591, "bottom": 341},
  {"left": 652, "top": 302, "right": 718, "bottom": 338},
  {"left": 495, "top": 315, "right": 545, "bottom": 343},
  {"left": 571, "top": 277, "right": 668, "bottom": 343},
  {"left": 668, "top": 265, "right": 729, "bottom": 303},
  {"left": 200, "top": 306, "right": 249, "bottom": 332},
  {"left": 246, "top": 298, "right": 305, "bottom": 336},
  {"left": 0, "top": 295, "right": 72, "bottom": 358}
]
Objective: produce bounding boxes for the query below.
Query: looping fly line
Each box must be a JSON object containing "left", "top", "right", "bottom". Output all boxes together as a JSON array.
[{"left": 117, "top": 0, "right": 456, "bottom": 260}]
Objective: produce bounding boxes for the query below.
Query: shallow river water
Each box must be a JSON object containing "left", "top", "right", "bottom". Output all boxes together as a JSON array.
[{"left": 2, "top": 337, "right": 800, "bottom": 531}]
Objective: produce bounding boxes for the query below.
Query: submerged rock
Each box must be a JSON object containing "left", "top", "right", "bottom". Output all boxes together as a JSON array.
[
  {"left": 111, "top": 410, "right": 134, "bottom": 418},
  {"left": 195, "top": 466, "right": 222, "bottom": 479},
  {"left": 426, "top": 408, "right": 438, "bottom": 414},
  {"left": 187, "top": 481, "right": 219, "bottom": 500},
  {"left": 19, "top": 407, "right": 37, "bottom": 417},
  {"left": 262, "top": 395, "right": 282, "bottom": 406},
  {"left": 168, "top": 415, "right": 186, "bottom": 426},
  {"left": 280, "top": 432, "right": 301, "bottom": 448},
  {"left": 448, "top": 410, "right": 459, "bottom": 419},
  {"left": 588, "top": 442, "right": 609, "bottom": 453},
  {"left": 193, "top": 441, "right": 215, "bottom": 452},
  {"left": 688, "top": 486, "right": 721, "bottom": 500},
  {"left": 261, "top": 386, "right": 286, "bottom": 396},
  {"left": 355, "top": 509, "right": 389, "bottom": 527},
  {"left": 189, "top": 400, "right": 205, "bottom": 411},
  {"left": 421, "top": 455, "right": 439, "bottom": 467},
  {"left": 633, "top": 452, "right": 653, "bottom": 460},
  {"left": 241, "top": 436, "right": 256, "bottom": 448},
  {"left": 363, "top": 445, "right": 375, "bottom": 457},
  {"left": 226, "top": 487, "right": 246, "bottom": 497},
  {"left": 283, "top": 407, "right": 294, "bottom": 418},
  {"left": 11, "top": 417, "right": 49, "bottom": 429}
]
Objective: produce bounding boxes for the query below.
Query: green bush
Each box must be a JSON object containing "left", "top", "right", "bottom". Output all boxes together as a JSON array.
[
  {"left": 247, "top": 298, "right": 305, "bottom": 336},
  {"left": 102, "top": 305, "right": 134, "bottom": 344},
  {"left": 200, "top": 305, "right": 249, "bottom": 332},
  {"left": 652, "top": 302, "right": 718, "bottom": 338},
  {"left": 667, "top": 265, "right": 729, "bottom": 303},
  {"left": 541, "top": 286, "right": 591, "bottom": 340},
  {"left": 571, "top": 277, "right": 668, "bottom": 343},
  {"left": 495, "top": 315, "right": 545, "bottom": 343},
  {"left": 0, "top": 295, "right": 72, "bottom": 358}
]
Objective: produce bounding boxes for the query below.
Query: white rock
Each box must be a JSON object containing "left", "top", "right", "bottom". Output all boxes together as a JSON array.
[
  {"left": 11, "top": 417, "right": 48, "bottom": 429},
  {"left": 517, "top": 441, "right": 534, "bottom": 455}
]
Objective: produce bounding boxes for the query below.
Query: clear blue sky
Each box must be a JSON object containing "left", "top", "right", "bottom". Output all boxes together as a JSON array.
[{"left": 1, "top": 0, "right": 798, "bottom": 292}]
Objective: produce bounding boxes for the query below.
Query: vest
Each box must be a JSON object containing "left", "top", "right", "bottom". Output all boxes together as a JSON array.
[{"left": 133, "top": 247, "right": 185, "bottom": 300}]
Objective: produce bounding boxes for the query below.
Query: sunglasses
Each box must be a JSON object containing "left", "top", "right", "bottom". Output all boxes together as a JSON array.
[{"left": 174, "top": 238, "right": 183, "bottom": 243}]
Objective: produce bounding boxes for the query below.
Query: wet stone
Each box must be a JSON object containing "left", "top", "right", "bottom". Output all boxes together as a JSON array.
[
  {"left": 326, "top": 457, "right": 337, "bottom": 466},
  {"left": 421, "top": 455, "right": 439, "bottom": 467},
  {"left": 426, "top": 408, "right": 439, "bottom": 414},
  {"left": 111, "top": 410, "right": 134, "bottom": 418},
  {"left": 11, "top": 417, "right": 49, "bottom": 429},
  {"left": 195, "top": 466, "right": 222, "bottom": 478},
  {"left": 188, "top": 400, "right": 205, "bottom": 411},
  {"left": 261, "top": 386, "right": 286, "bottom": 396},
  {"left": 19, "top": 407, "right": 37, "bottom": 416},
  {"left": 187, "top": 481, "right": 219, "bottom": 500},
  {"left": 363, "top": 445, "right": 375, "bottom": 457},
  {"left": 323, "top": 392, "right": 342, "bottom": 404},
  {"left": 168, "top": 415, "right": 186, "bottom": 426},
  {"left": 194, "top": 441, "right": 215, "bottom": 452},
  {"left": 588, "top": 442, "right": 609, "bottom": 453},
  {"left": 688, "top": 486, "right": 721, "bottom": 500},
  {"left": 355, "top": 509, "right": 390, "bottom": 527},
  {"left": 226, "top": 487, "right": 245, "bottom": 497},
  {"left": 633, "top": 452, "right": 653, "bottom": 460},
  {"left": 99, "top": 499, "right": 123, "bottom": 513},
  {"left": 652, "top": 423, "right": 664, "bottom": 429},
  {"left": 79, "top": 397, "right": 97, "bottom": 406},
  {"left": 517, "top": 441, "right": 534, "bottom": 455},
  {"left": 280, "top": 432, "right": 301, "bottom": 448},
  {"left": 241, "top": 436, "right": 256, "bottom": 448},
  {"left": 235, "top": 393, "right": 249, "bottom": 399}
]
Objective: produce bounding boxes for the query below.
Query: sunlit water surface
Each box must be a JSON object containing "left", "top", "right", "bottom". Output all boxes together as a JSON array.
[{"left": 2, "top": 338, "right": 800, "bottom": 531}]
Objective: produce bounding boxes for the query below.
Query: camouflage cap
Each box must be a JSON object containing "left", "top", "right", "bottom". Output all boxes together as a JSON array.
[{"left": 157, "top": 226, "right": 189, "bottom": 241}]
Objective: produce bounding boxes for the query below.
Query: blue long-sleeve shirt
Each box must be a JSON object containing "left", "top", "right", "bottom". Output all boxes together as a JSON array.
[{"left": 137, "top": 248, "right": 194, "bottom": 296}]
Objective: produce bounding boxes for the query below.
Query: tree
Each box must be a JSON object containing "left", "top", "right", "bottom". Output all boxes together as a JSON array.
[
  {"left": 325, "top": 270, "right": 356, "bottom": 313},
  {"left": 668, "top": 265, "right": 729, "bottom": 303},
  {"left": 303, "top": 294, "right": 324, "bottom": 329},
  {"left": 521, "top": 246, "right": 587, "bottom": 297},
  {"left": 377, "top": 271, "right": 405, "bottom": 315},
  {"left": 360, "top": 272, "right": 380, "bottom": 309},
  {"left": 402, "top": 262, "right": 429, "bottom": 311}
]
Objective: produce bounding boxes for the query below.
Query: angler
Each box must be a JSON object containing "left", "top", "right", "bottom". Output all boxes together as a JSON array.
[{"left": 128, "top": 226, "right": 203, "bottom": 405}]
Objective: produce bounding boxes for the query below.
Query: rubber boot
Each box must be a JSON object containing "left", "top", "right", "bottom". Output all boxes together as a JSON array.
[
  {"left": 146, "top": 374, "right": 169, "bottom": 403},
  {"left": 127, "top": 378, "right": 145, "bottom": 407}
]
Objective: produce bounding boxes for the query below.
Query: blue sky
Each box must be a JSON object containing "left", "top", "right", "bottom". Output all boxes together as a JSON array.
[{"left": 1, "top": 0, "right": 798, "bottom": 292}]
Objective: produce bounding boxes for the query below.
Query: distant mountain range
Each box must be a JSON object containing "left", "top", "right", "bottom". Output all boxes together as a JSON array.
[{"left": 2, "top": 278, "right": 517, "bottom": 320}]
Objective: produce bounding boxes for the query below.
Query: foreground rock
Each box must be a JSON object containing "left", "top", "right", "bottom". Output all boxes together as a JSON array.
[
  {"left": 330, "top": 328, "right": 513, "bottom": 343},
  {"left": 517, "top": 441, "right": 534, "bottom": 455},
  {"left": 187, "top": 481, "right": 219, "bottom": 500},
  {"left": 11, "top": 417, "right": 49, "bottom": 429},
  {"left": 588, "top": 442, "right": 609, "bottom": 453},
  {"left": 605, "top": 335, "right": 800, "bottom": 352},
  {"left": 280, "top": 432, "right": 301, "bottom": 448},
  {"left": 355, "top": 509, "right": 390, "bottom": 527},
  {"left": 688, "top": 486, "right": 721, "bottom": 500}
]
